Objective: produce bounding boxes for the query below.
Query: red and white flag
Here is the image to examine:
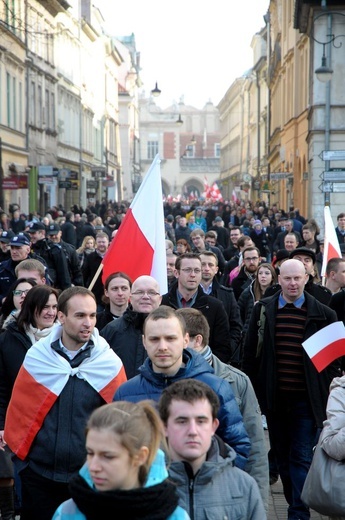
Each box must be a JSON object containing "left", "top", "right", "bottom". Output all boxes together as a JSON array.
[
  {"left": 5, "top": 326, "right": 126, "bottom": 459},
  {"left": 302, "top": 321, "right": 345, "bottom": 372},
  {"left": 203, "top": 176, "right": 211, "bottom": 199},
  {"left": 101, "top": 154, "right": 167, "bottom": 294},
  {"left": 321, "top": 205, "right": 342, "bottom": 277},
  {"left": 210, "top": 182, "right": 223, "bottom": 201}
]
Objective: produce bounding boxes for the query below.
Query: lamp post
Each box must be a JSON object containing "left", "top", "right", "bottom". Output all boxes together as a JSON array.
[{"left": 310, "top": 10, "right": 345, "bottom": 206}]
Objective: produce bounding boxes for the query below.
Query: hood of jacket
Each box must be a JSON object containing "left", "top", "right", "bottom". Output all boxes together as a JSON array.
[{"left": 330, "top": 374, "right": 345, "bottom": 392}]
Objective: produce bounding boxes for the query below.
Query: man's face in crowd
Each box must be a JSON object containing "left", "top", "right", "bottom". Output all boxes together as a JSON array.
[
  {"left": 292, "top": 254, "right": 314, "bottom": 276},
  {"left": 104, "top": 277, "right": 131, "bottom": 309},
  {"left": 284, "top": 234, "right": 298, "bottom": 251},
  {"left": 28, "top": 230, "right": 45, "bottom": 244},
  {"left": 130, "top": 276, "right": 161, "bottom": 313},
  {"left": 230, "top": 229, "right": 241, "bottom": 245},
  {"left": 95, "top": 236, "right": 109, "bottom": 254},
  {"left": 338, "top": 216, "right": 345, "bottom": 231},
  {"left": 200, "top": 254, "right": 218, "bottom": 283},
  {"left": 175, "top": 258, "right": 202, "bottom": 292},
  {"left": 143, "top": 316, "right": 188, "bottom": 375},
  {"left": 242, "top": 249, "right": 260, "bottom": 274},
  {"left": 278, "top": 259, "right": 308, "bottom": 303},
  {"left": 166, "top": 256, "right": 177, "bottom": 279},
  {"left": 191, "top": 234, "right": 204, "bottom": 250},
  {"left": 10, "top": 245, "right": 30, "bottom": 262}
]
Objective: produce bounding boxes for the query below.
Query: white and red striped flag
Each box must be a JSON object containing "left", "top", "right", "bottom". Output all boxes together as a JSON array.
[
  {"left": 302, "top": 321, "right": 345, "bottom": 372},
  {"left": 101, "top": 154, "right": 167, "bottom": 294},
  {"left": 210, "top": 182, "right": 223, "bottom": 201},
  {"left": 321, "top": 205, "right": 342, "bottom": 277},
  {"left": 203, "top": 176, "right": 211, "bottom": 199}
]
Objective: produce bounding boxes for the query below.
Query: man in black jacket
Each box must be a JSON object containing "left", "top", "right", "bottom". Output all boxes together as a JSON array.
[
  {"left": 47, "top": 223, "right": 83, "bottom": 287},
  {"left": 27, "top": 222, "right": 71, "bottom": 291},
  {"left": 82, "top": 231, "right": 109, "bottom": 310},
  {"left": 60, "top": 211, "right": 77, "bottom": 247},
  {"left": 161, "top": 252, "right": 232, "bottom": 363},
  {"left": 199, "top": 251, "right": 242, "bottom": 361}
]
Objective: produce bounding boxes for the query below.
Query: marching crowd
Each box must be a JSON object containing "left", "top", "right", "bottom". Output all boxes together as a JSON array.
[{"left": 0, "top": 198, "right": 345, "bottom": 520}]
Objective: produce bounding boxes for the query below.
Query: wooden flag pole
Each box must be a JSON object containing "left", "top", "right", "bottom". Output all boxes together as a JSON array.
[{"left": 88, "top": 262, "right": 104, "bottom": 291}]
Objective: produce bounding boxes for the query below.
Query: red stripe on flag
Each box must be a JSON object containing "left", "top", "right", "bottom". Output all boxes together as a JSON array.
[
  {"left": 102, "top": 209, "right": 154, "bottom": 284},
  {"left": 327, "top": 243, "right": 341, "bottom": 263},
  {"left": 5, "top": 367, "right": 58, "bottom": 460},
  {"left": 99, "top": 365, "right": 127, "bottom": 402},
  {"left": 311, "top": 338, "right": 345, "bottom": 372}
]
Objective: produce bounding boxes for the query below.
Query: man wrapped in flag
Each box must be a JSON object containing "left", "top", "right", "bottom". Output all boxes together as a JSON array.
[
  {"left": 242, "top": 259, "right": 341, "bottom": 520},
  {"left": 2, "top": 286, "right": 126, "bottom": 520}
]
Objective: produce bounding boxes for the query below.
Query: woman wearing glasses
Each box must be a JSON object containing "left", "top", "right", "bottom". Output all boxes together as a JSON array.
[
  {"left": 0, "top": 278, "right": 37, "bottom": 331},
  {"left": 0, "top": 285, "right": 59, "bottom": 519}
]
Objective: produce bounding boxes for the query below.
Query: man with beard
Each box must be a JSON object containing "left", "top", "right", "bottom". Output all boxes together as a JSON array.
[
  {"left": 230, "top": 246, "right": 261, "bottom": 300},
  {"left": 100, "top": 275, "right": 162, "bottom": 379}
]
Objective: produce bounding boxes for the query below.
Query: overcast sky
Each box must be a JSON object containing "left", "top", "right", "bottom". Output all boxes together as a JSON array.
[{"left": 95, "top": 0, "right": 269, "bottom": 109}]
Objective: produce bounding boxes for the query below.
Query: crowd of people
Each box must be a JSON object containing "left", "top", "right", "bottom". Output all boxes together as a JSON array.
[{"left": 0, "top": 197, "right": 345, "bottom": 519}]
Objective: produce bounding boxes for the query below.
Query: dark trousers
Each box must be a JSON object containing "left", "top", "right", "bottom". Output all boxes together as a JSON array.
[
  {"left": 266, "top": 395, "right": 317, "bottom": 520},
  {"left": 19, "top": 466, "right": 70, "bottom": 520}
]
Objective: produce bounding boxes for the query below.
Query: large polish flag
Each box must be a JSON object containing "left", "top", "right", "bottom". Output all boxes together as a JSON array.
[
  {"left": 321, "top": 205, "right": 342, "bottom": 277},
  {"left": 4, "top": 326, "right": 127, "bottom": 460},
  {"left": 101, "top": 154, "right": 167, "bottom": 294},
  {"left": 302, "top": 321, "right": 345, "bottom": 372}
]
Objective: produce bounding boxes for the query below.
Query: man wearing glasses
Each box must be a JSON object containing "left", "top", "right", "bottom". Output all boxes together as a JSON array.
[
  {"left": 161, "top": 253, "right": 232, "bottom": 363},
  {"left": 100, "top": 275, "right": 162, "bottom": 379},
  {"left": 231, "top": 246, "right": 261, "bottom": 300}
]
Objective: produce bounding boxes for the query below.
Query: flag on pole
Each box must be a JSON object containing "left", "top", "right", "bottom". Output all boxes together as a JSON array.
[
  {"left": 101, "top": 154, "right": 168, "bottom": 294},
  {"left": 210, "top": 182, "right": 223, "bottom": 201},
  {"left": 203, "top": 176, "right": 211, "bottom": 198},
  {"left": 321, "top": 206, "right": 342, "bottom": 277},
  {"left": 302, "top": 321, "right": 345, "bottom": 372}
]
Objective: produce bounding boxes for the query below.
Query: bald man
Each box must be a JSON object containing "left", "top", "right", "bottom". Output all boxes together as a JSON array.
[
  {"left": 100, "top": 275, "right": 162, "bottom": 379},
  {"left": 242, "top": 259, "right": 341, "bottom": 520}
]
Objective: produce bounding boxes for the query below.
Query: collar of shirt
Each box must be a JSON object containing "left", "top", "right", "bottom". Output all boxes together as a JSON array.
[
  {"left": 59, "top": 338, "right": 91, "bottom": 359},
  {"left": 200, "top": 282, "right": 213, "bottom": 295},
  {"left": 278, "top": 292, "right": 305, "bottom": 309},
  {"left": 177, "top": 289, "right": 198, "bottom": 308},
  {"left": 338, "top": 227, "right": 345, "bottom": 235}
]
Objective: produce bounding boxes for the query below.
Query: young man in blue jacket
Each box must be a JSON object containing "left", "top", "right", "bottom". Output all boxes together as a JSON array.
[{"left": 114, "top": 305, "right": 250, "bottom": 469}]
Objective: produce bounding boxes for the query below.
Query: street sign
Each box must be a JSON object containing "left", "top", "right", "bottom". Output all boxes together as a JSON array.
[
  {"left": 321, "top": 182, "right": 333, "bottom": 193},
  {"left": 323, "top": 170, "right": 345, "bottom": 181},
  {"left": 331, "top": 183, "right": 345, "bottom": 193},
  {"left": 269, "top": 172, "right": 289, "bottom": 180},
  {"left": 320, "top": 150, "right": 345, "bottom": 161}
]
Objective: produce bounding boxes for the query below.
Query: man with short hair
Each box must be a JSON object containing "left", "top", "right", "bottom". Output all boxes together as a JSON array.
[
  {"left": 158, "top": 379, "right": 265, "bottom": 519},
  {"left": 101, "top": 275, "right": 162, "bottom": 379},
  {"left": 190, "top": 228, "right": 225, "bottom": 274},
  {"left": 243, "top": 259, "right": 341, "bottom": 520},
  {"left": 161, "top": 252, "right": 232, "bottom": 362},
  {"left": 199, "top": 251, "right": 242, "bottom": 359},
  {"left": 0, "top": 230, "right": 15, "bottom": 262},
  {"left": 230, "top": 246, "right": 260, "bottom": 300},
  {"left": 28, "top": 222, "right": 71, "bottom": 290},
  {"left": 2, "top": 286, "right": 126, "bottom": 520},
  {"left": 82, "top": 232, "right": 109, "bottom": 310},
  {"left": 335, "top": 212, "right": 345, "bottom": 245},
  {"left": 15, "top": 258, "right": 47, "bottom": 285},
  {"left": 210, "top": 216, "right": 229, "bottom": 249},
  {"left": 273, "top": 219, "right": 301, "bottom": 251},
  {"left": 114, "top": 305, "right": 250, "bottom": 469},
  {"left": 223, "top": 226, "right": 242, "bottom": 261},
  {"left": 325, "top": 257, "right": 345, "bottom": 294},
  {"left": 47, "top": 223, "right": 83, "bottom": 287},
  {"left": 283, "top": 232, "right": 300, "bottom": 252},
  {"left": 174, "top": 217, "right": 191, "bottom": 244},
  {"left": 176, "top": 307, "right": 269, "bottom": 510},
  {"left": 60, "top": 211, "right": 76, "bottom": 247},
  {"left": 96, "top": 271, "right": 132, "bottom": 330},
  {"left": 166, "top": 253, "right": 177, "bottom": 288}
]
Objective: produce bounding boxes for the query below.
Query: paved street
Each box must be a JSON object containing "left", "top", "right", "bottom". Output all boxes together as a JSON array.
[{"left": 265, "top": 431, "right": 327, "bottom": 520}]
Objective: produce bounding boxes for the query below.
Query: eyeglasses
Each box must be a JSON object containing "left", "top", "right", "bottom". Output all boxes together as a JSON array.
[
  {"left": 13, "top": 289, "right": 30, "bottom": 296},
  {"left": 180, "top": 268, "right": 202, "bottom": 274},
  {"left": 243, "top": 257, "right": 259, "bottom": 263},
  {"left": 131, "top": 290, "right": 160, "bottom": 297}
]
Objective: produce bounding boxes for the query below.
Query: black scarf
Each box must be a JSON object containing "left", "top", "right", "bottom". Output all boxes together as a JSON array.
[{"left": 69, "top": 473, "right": 179, "bottom": 520}]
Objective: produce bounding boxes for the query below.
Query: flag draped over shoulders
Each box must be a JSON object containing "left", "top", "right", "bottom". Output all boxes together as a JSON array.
[
  {"left": 101, "top": 154, "right": 167, "bottom": 293},
  {"left": 4, "top": 326, "right": 126, "bottom": 460}
]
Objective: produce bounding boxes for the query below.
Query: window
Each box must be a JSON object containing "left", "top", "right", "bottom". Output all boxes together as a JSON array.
[
  {"left": 37, "top": 85, "right": 42, "bottom": 127},
  {"left": 50, "top": 92, "right": 55, "bottom": 130},
  {"left": 6, "top": 73, "right": 11, "bottom": 126},
  {"left": 147, "top": 140, "right": 159, "bottom": 160},
  {"left": 215, "top": 143, "right": 221, "bottom": 158},
  {"left": 12, "top": 76, "right": 16, "bottom": 129},
  {"left": 185, "top": 144, "right": 195, "bottom": 158},
  {"left": 19, "top": 81, "right": 23, "bottom": 131},
  {"left": 45, "top": 89, "right": 50, "bottom": 128},
  {"left": 30, "top": 81, "right": 36, "bottom": 126}
]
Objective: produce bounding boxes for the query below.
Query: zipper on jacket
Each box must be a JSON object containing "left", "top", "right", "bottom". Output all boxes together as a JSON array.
[{"left": 189, "top": 477, "right": 194, "bottom": 519}]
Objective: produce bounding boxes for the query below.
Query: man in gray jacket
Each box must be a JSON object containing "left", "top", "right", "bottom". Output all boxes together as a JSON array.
[
  {"left": 158, "top": 379, "right": 266, "bottom": 520},
  {"left": 176, "top": 307, "right": 269, "bottom": 511}
]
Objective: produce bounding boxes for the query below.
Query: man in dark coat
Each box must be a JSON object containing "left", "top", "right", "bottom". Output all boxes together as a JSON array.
[
  {"left": 161, "top": 252, "right": 232, "bottom": 363},
  {"left": 60, "top": 211, "right": 77, "bottom": 247},
  {"left": 47, "top": 223, "right": 83, "bottom": 287},
  {"left": 82, "top": 232, "right": 109, "bottom": 310},
  {"left": 100, "top": 275, "right": 162, "bottom": 379}
]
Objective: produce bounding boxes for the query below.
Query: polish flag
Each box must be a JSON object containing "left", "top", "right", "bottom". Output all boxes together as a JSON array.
[
  {"left": 4, "top": 326, "right": 126, "bottom": 459},
  {"left": 203, "top": 176, "right": 211, "bottom": 199},
  {"left": 101, "top": 154, "right": 167, "bottom": 294},
  {"left": 321, "top": 205, "right": 342, "bottom": 277},
  {"left": 302, "top": 321, "right": 345, "bottom": 372},
  {"left": 210, "top": 182, "right": 223, "bottom": 201}
]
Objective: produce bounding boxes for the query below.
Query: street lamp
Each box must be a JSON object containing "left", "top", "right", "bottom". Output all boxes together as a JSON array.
[
  {"left": 176, "top": 114, "right": 183, "bottom": 126},
  {"left": 151, "top": 82, "right": 161, "bottom": 97},
  {"left": 311, "top": 11, "right": 345, "bottom": 82}
]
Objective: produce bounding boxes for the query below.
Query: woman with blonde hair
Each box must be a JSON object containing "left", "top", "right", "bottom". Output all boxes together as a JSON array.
[
  {"left": 53, "top": 401, "right": 189, "bottom": 519},
  {"left": 76, "top": 236, "right": 96, "bottom": 268}
]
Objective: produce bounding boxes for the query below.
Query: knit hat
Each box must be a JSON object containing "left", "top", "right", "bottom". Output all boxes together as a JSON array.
[{"left": 253, "top": 220, "right": 262, "bottom": 227}]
